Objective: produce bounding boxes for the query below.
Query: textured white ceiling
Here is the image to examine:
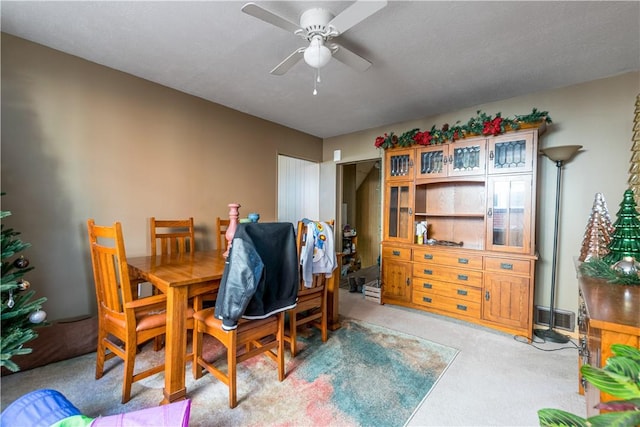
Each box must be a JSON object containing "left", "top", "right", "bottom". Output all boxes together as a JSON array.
[{"left": 2, "top": 1, "right": 639, "bottom": 138}]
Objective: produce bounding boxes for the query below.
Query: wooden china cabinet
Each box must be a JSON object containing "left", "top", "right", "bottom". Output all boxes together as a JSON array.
[{"left": 381, "top": 128, "right": 541, "bottom": 338}]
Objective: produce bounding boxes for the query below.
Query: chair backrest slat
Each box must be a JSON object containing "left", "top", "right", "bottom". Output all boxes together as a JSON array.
[
  {"left": 151, "top": 217, "right": 195, "bottom": 256},
  {"left": 216, "top": 217, "right": 230, "bottom": 251},
  {"left": 87, "top": 219, "right": 133, "bottom": 316}
]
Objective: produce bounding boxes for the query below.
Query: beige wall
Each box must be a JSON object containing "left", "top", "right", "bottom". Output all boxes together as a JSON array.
[
  {"left": 1, "top": 34, "right": 322, "bottom": 320},
  {"left": 323, "top": 71, "right": 639, "bottom": 326},
  {"left": 3, "top": 31, "right": 638, "bottom": 327}
]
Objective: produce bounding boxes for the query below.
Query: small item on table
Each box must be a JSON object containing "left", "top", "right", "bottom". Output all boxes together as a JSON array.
[{"left": 426, "top": 239, "right": 463, "bottom": 247}]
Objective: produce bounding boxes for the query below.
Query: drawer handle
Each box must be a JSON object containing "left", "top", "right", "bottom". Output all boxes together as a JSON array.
[
  {"left": 500, "top": 263, "right": 513, "bottom": 270},
  {"left": 457, "top": 274, "right": 468, "bottom": 281},
  {"left": 423, "top": 254, "right": 433, "bottom": 260},
  {"left": 456, "top": 304, "right": 467, "bottom": 311},
  {"left": 423, "top": 269, "right": 433, "bottom": 275},
  {"left": 392, "top": 250, "right": 401, "bottom": 256},
  {"left": 458, "top": 258, "right": 469, "bottom": 264},
  {"left": 457, "top": 289, "right": 468, "bottom": 296},
  {"left": 423, "top": 283, "right": 432, "bottom": 289},
  {"left": 423, "top": 297, "right": 432, "bottom": 303}
]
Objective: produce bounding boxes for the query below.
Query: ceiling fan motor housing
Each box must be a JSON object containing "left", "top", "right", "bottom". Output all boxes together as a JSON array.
[{"left": 299, "top": 8, "right": 335, "bottom": 39}]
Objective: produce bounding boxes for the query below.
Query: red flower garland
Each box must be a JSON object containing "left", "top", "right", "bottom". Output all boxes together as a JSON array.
[
  {"left": 482, "top": 117, "right": 503, "bottom": 136},
  {"left": 413, "top": 131, "right": 432, "bottom": 146}
]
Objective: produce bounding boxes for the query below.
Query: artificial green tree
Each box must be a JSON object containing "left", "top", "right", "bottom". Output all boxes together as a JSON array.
[
  {"left": 603, "top": 189, "right": 640, "bottom": 264},
  {"left": 1, "top": 195, "right": 47, "bottom": 372}
]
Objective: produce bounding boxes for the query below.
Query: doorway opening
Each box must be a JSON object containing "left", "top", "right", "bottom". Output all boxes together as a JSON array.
[{"left": 338, "top": 159, "right": 382, "bottom": 282}]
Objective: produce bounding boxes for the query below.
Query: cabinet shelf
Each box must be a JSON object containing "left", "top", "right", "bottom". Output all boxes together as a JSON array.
[{"left": 416, "top": 212, "right": 485, "bottom": 218}]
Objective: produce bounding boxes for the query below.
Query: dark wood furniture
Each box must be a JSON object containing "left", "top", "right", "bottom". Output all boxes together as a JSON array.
[{"left": 578, "top": 275, "right": 640, "bottom": 416}]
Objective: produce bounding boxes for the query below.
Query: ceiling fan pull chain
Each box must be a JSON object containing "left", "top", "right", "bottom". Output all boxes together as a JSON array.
[{"left": 313, "top": 69, "right": 318, "bottom": 95}]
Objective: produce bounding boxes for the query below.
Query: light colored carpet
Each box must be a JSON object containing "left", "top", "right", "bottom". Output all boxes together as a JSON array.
[
  {"left": 1, "top": 289, "right": 586, "bottom": 426},
  {"left": 339, "top": 289, "right": 586, "bottom": 426},
  {"left": 0, "top": 318, "right": 456, "bottom": 427}
]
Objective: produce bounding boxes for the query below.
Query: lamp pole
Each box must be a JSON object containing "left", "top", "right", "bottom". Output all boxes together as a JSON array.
[{"left": 534, "top": 145, "right": 582, "bottom": 343}]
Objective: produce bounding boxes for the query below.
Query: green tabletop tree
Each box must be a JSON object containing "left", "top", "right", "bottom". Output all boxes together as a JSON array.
[
  {"left": 1, "top": 194, "right": 47, "bottom": 372},
  {"left": 603, "top": 189, "right": 640, "bottom": 264}
]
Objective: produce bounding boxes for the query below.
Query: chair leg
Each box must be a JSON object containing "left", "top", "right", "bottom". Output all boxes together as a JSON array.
[
  {"left": 277, "top": 313, "right": 285, "bottom": 381},
  {"left": 153, "top": 335, "right": 164, "bottom": 351},
  {"left": 95, "top": 333, "right": 106, "bottom": 379},
  {"left": 122, "top": 342, "right": 137, "bottom": 404},
  {"left": 289, "top": 311, "right": 298, "bottom": 357},
  {"left": 227, "top": 334, "right": 238, "bottom": 408},
  {"left": 321, "top": 296, "right": 328, "bottom": 343},
  {"left": 192, "top": 326, "right": 204, "bottom": 380}
]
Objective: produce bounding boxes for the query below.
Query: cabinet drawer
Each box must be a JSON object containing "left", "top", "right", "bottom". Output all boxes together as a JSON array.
[
  {"left": 413, "top": 278, "right": 481, "bottom": 302},
  {"left": 485, "top": 257, "right": 531, "bottom": 275},
  {"left": 413, "top": 289, "right": 481, "bottom": 319},
  {"left": 382, "top": 246, "right": 411, "bottom": 261},
  {"left": 413, "top": 248, "right": 483, "bottom": 269},
  {"left": 412, "top": 264, "right": 483, "bottom": 287}
]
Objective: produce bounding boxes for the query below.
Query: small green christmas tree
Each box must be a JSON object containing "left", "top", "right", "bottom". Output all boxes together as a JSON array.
[
  {"left": 603, "top": 189, "right": 640, "bottom": 264},
  {"left": 1, "top": 194, "right": 47, "bottom": 372}
]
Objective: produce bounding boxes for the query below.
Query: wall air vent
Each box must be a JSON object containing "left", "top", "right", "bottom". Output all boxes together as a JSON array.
[{"left": 534, "top": 305, "right": 575, "bottom": 332}]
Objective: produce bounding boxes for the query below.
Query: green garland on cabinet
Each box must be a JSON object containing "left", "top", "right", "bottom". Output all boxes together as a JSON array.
[
  {"left": 374, "top": 108, "right": 552, "bottom": 149},
  {"left": 580, "top": 259, "right": 640, "bottom": 286}
]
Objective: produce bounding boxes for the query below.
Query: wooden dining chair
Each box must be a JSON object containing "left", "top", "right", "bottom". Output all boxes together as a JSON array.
[
  {"left": 216, "top": 217, "right": 230, "bottom": 252},
  {"left": 192, "top": 222, "right": 298, "bottom": 408},
  {"left": 151, "top": 217, "right": 195, "bottom": 256},
  {"left": 149, "top": 217, "right": 204, "bottom": 349},
  {"left": 130, "top": 217, "right": 196, "bottom": 300},
  {"left": 284, "top": 220, "right": 335, "bottom": 357},
  {"left": 87, "top": 219, "right": 194, "bottom": 404}
]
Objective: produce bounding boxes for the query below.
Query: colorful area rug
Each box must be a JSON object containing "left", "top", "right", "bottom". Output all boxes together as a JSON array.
[{"left": 1, "top": 319, "right": 458, "bottom": 427}]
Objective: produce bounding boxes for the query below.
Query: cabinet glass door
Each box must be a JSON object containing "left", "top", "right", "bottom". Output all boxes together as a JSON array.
[
  {"left": 385, "top": 148, "right": 414, "bottom": 181},
  {"left": 416, "top": 139, "right": 486, "bottom": 179},
  {"left": 385, "top": 183, "right": 413, "bottom": 241},
  {"left": 487, "top": 175, "right": 532, "bottom": 253},
  {"left": 449, "top": 140, "right": 486, "bottom": 177},
  {"left": 488, "top": 132, "right": 534, "bottom": 174},
  {"left": 416, "top": 146, "right": 447, "bottom": 179}
]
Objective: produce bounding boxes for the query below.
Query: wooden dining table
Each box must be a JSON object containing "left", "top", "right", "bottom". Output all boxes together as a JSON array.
[{"left": 127, "top": 250, "right": 226, "bottom": 404}]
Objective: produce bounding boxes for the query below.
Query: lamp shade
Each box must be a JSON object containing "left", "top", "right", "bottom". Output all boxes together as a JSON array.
[
  {"left": 304, "top": 37, "right": 332, "bottom": 69},
  {"left": 540, "top": 145, "right": 582, "bottom": 162}
]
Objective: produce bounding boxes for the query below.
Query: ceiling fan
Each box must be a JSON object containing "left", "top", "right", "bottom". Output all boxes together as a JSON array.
[{"left": 241, "top": 1, "right": 387, "bottom": 76}]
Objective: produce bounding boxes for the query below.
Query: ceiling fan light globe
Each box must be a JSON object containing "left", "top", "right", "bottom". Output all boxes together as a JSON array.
[{"left": 304, "top": 44, "right": 332, "bottom": 69}]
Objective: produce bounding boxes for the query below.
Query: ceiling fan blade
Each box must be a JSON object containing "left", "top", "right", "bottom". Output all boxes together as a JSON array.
[
  {"left": 241, "top": 2, "right": 301, "bottom": 34},
  {"left": 270, "top": 47, "right": 306, "bottom": 75},
  {"left": 328, "top": 1, "right": 387, "bottom": 34},
  {"left": 330, "top": 43, "right": 372, "bottom": 72}
]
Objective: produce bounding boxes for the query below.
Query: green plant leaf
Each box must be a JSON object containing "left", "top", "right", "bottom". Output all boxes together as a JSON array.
[
  {"left": 581, "top": 365, "right": 640, "bottom": 400},
  {"left": 605, "top": 356, "right": 640, "bottom": 388},
  {"left": 611, "top": 344, "right": 640, "bottom": 363},
  {"left": 537, "top": 408, "right": 587, "bottom": 427}
]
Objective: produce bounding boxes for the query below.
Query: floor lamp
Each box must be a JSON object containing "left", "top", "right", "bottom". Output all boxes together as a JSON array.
[{"left": 534, "top": 145, "right": 582, "bottom": 343}]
